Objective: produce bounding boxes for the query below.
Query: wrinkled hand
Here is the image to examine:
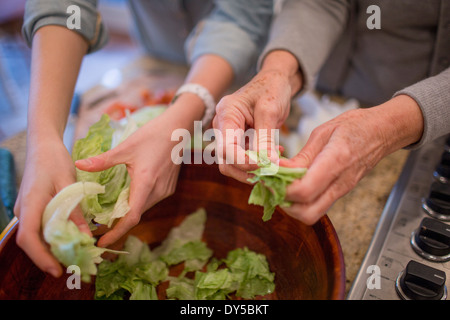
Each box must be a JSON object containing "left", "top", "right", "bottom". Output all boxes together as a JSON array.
[
  {"left": 14, "top": 139, "right": 91, "bottom": 278},
  {"left": 280, "top": 95, "right": 424, "bottom": 225},
  {"left": 75, "top": 113, "right": 181, "bottom": 248},
  {"left": 213, "top": 69, "right": 293, "bottom": 182}
]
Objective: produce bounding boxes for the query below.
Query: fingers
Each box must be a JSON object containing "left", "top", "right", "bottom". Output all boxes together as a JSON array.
[
  {"left": 15, "top": 191, "right": 62, "bottom": 277},
  {"left": 16, "top": 229, "right": 63, "bottom": 277},
  {"left": 96, "top": 176, "right": 157, "bottom": 248},
  {"left": 75, "top": 145, "right": 126, "bottom": 173},
  {"left": 69, "top": 206, "right": 92, "bottom": 237},
  {"left": 214, "top": 105, "right": 259, "bottom": 179},
  {"left": 253, "top": 102, "right": 282, "bottom": 164},
  {"left": 218, "top": 163, "right": 254, "bottom": 184},
  {"left": 283, "top": 166, "right": 359, "bottom": 225}
]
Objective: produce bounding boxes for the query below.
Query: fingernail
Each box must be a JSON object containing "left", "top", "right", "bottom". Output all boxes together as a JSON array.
[
  {"left": 46, "top": 267, "right": 59, "bottom": 277},
  {"left": 76, "top": 158, "right": 92, "bottom": 167}
]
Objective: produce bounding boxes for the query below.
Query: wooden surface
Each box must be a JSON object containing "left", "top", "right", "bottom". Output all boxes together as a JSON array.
[{"left": 0, "top": 162, "right": 345, "bottom": 300}]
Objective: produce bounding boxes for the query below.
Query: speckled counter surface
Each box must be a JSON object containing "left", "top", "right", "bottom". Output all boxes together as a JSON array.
[
  {"left": 327, "top": 149, "right": 409, "bottom": 294},
  {"left": 0, "top": 129, "right": 410, "bottom": 297}
]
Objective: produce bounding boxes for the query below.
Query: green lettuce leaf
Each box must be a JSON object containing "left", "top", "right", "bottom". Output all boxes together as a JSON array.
[
  {"left": 151, "top": 208, "right": 207, "bottom": 258},
  {"left": 94, "top": 209, "right": 276, "bottom": 300},
  {"left": 95, "top": 235, "right": 169, "bottom": 300},
  {"left": 42, "top": 182, "right": 126, "bottom": 283},
  {"left": 224, "top": 247, "right": 275, "bottom": 299},
  {"left": 194, "top": 269, "right": 238, "bottom": 300},
  {"left": 129, "top": 281, "right": 158, "bottom": 300},
  {"left": 246, "top": 150, "right": 307, "bottom": 221},
  {"left": 72, "top": 114, "right": 131, "bottom": 228},
  {"left": 166, "top": 276, "right": 195, "bottom": 300},
  {"left": 72, "top": 107, "right": 166, "bottom": 228}
]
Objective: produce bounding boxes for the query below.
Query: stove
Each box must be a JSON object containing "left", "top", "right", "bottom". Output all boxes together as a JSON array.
[{"left": 348, "top": 134, "right": 450, "bottom": 300}]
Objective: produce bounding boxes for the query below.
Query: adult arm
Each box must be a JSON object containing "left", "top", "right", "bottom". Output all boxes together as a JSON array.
[{"left": 394, "top": 67, "right": 450, "bottom": 148}]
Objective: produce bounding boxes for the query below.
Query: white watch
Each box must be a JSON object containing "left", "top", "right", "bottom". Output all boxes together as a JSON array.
[{"left": 172, "top": 83, "right": 216, "bottom": 126}]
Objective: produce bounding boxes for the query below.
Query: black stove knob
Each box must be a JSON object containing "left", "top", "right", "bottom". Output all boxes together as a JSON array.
[
  {"left": 395, "top": 260, "right": 447, "bottom": 300},
  {"left": 422, "top": 182, "right": 450, "bottom": 221},
  {"left": 434, "top": 152, "right": 450, "bottom": 184},
  {"left": 411, "top": 217, "right": 450, "bottom": 261}
]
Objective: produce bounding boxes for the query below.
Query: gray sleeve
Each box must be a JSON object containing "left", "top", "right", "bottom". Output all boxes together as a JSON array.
[
  {"left": 22, "top": 0, "right": 108, "bottom": 53},
  {"left": 185, "top": 0, "right": 273, "bottom": 83},
  {"left": 257, "top": 0, "right": 349, "bottom": 95},
  {"left": 394, "top": 67, "right": 450, "bottom": 148}
]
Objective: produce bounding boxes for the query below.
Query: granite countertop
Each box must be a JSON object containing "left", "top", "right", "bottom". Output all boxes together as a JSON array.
[{"left": 0, "top": 56, "right": 410, "bottom": 297}]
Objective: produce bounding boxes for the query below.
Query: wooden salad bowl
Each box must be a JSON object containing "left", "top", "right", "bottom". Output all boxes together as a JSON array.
[{"left": 0, "top": 162, "right": 345, "bottom": 300}]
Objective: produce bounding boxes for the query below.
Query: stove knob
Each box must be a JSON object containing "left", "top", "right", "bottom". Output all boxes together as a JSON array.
[
  {"left": 411, "top": 217, "right": 450, "bottom": 262},
  {"left": 395, "top": 260, "right": 447, "bottom": 300},
  {"left": 422, "top": 182, "right": 450, "bottom": 221},
  {"left": 434, "top": 152, "right": 450, "bottom": 184}
]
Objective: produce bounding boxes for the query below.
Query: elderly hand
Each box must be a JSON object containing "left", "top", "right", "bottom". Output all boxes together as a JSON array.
[
  {"left": 213, "top": 50, "right": 302, "bottom": 181},
  {"left": 280, "top": 95, "right": 424, "bottom": 225}
]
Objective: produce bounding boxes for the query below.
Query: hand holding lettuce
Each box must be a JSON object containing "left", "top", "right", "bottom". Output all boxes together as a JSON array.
[
  {"left": 41, "top": 107, "right": 166, "bottom": 281},
  {"left": 42, "top": 181, "right": 127, "bottom": 282},
  {"left": 246, "top": 150, "right": 307, "bottom": 221},
  {"left": 74, "top": 105, "right": 184, "bottom": 248},
  {"left": 72, "top": 107, "right": 166, "bottom": 229}
]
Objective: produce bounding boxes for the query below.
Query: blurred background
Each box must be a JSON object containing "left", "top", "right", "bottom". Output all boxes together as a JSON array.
[{"left": 0, "top": 0, "right": 140, "bottom": 143}]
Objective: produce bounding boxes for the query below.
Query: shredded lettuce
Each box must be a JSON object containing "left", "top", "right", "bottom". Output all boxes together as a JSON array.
[
  {"left": 246, "top": 150, "right": 307, "bottom": 221},
  {"left": 42, "top": 182, "right": 126, "bottom": 283},
  {"left": 72, "top": 114, "right": 132, "bottom": 228},
  {"left": 72, "top": 106, "right": 166, "bottom": 228},
  {"left": 223, "top": 247, "right": 275, "bottom": 299},
  {"left": 95, "top": 208, "right": 275, "bottom": 300},
  {"left": 94, "top": 235, "right": 169, "bottom": 300}
]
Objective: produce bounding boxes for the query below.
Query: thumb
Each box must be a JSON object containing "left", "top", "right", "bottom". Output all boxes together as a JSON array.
[
  {"left": 74, "top": 147, "right": 124, "bottom": 172},
  {"left": 69, "top": 206, "right": 92, "bottom": 237},
  {"left": 279, "top": 127, "right": 329, "bottom": 169}
]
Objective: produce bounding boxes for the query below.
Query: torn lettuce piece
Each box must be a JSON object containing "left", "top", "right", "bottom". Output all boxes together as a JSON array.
[
  {"left": 72, "top": 114, "right": 132, "bottom": 228},
  {"left": 166, "top": 276, "right": 196, "bottom": 300},
  {"left": 95, "top": 235, "right": 168, "bottom": 300},
  {"left": 194, "top": 268, "right": 238, "bottom": 300},
  {"left": 94, "top": 209, "right": 276, "bottom": 300},
  {"left": 72, "top": 107, "right": 164, "bottom": 229},
  {"left": 246, "top": 150, "right": 307, "bottom": 221},
  {"left": 160, "top": 240, "right": 213, "bottom": 272},
  {"left": 224, "top": 247, "right": 275, "bottom": 299},
  {"left": 155, "top": 208, "right": 212, "bottom": 273},
  {"left": 129, "top": 281, "right": 158, "bottom": 300},
  {"left": 42, "top": 181, "right": 127, "bottom": 283},
  {"left": 151, "top": 208, "right": 207, "bottom": 258}
]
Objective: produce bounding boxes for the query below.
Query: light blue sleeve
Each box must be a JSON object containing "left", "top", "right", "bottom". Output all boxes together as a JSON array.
[
  {"left": 22, "top": 0, "right": 108, "bottom": 53},
  {"left": 185, "top": 0, "right": 274, "bottom": 83}
]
